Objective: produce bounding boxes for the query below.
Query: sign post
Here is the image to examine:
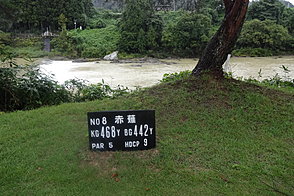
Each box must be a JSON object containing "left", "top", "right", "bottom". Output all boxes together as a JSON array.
[{"left": 87, "top": 110, "right": 156, "bottom": 151}]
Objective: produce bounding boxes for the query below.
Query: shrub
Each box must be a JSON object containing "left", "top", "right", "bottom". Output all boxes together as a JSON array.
[
  {"left": 0, "top": 67, "right": 71, "bottom": 111},
  {"left": 237, "top": 19, "right": 293, "bottom": 51},
  {"left": 0, "top": 66, "right": 131, "bottom": 112},
  {"left": 161, "top": 70, "right": 192, "bottom": 83},
  {"left": 162, "top": 13, "right": 212, "bottom": 57}
]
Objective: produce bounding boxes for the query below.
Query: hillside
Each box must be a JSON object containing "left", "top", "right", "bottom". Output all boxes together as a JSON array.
[{"left": 0, "top": 75, "right": 293, "bottom": 195}]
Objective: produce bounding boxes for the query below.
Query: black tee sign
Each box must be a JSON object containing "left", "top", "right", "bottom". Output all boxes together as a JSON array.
[{"left": 87, "top": 110, "right": 156, "bottom": 151}]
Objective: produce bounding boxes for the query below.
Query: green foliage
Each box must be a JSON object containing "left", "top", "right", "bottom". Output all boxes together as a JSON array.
[
  {"left": 81, "top": 83, "right": 112, "bottom": 101},
  {"left": 0, "top": 67, "right": 71, "bottom": 111},
  {"left": 0, "top": 31, "right": 12, "bottom": 58},
  {"left": 80, "top": 83, "right": 128, "bottom": 101},
  {"left": 247, "top": 0, "right": 285, "bottom": 24},
  {"left": 258, "top": 75, "right": 294, "bottom": 88},
  {"left": 0, "top": 66, "right": 130, "bottom": 111},
  {"left": 1, "top": 32, "right": 48, "bottom": 59},
  {"left": 92, "top": 19, "right": 107, "bottom": 29},
  {"left": 247, "top": 0, "right": 294, "bottom": 36},
  {"left": 13, "top": 37, "right": 42, "bottom": 48},
  {"left": 13, "top": 46, "right": 49, "bottom": 58},
  {"left": 0, "top": 0, "right": 94, "bottom": 32},
  {"left": 281, "top": 7, "right": 294, "bottom": 35},
  {"left": 87, "top": 9, "right": 121, "bottom": 29},
  {"left": 237, "top": 19, "right": 293, "bottom": 52},
  {"left": 9, "top": 37, "right": 49, "bottom": 58},
  {"left": 162, "top": 13, "right": 212, "bottom": 57},
  {"left": 161, "top": 70, "right": 192, "bottom": 83},
  {"left": 51, "top": 26, "right": 120, "bottom": 58},
  {"left": 76, "top": 26, "right": 120, "bottom": 58},
  {"left": 237, "top": 72, "right": 294, "bottom": 92},
  {"left": 118, "top": 0, "right": 163, "bottom": 53},
  {"left": 198, "top": 7, "right": 224, "bottom": 26},
  {"left": 233, "top": 48, "right": 273, "bottom": 57},
  {"left": 64, "top": 79, "right": 129, "bottom": 102},
  {"left": 224, "top": 65, "right": 294, "bottom": 91},
  {"left": 0, "top": 31, "right": 18, "bottom": 65},
  {"left": 0, "top": 31, "right": 12, "bottom": 45},
  {"left": 0, "top": 0, "right": 17, "bottom": 31},
  {"left": 51, "top": 30, "right": 78, "bottom": 57},
  {"left": 157, "top": 10, "right": 186, "bottom": 28},
  {"left": 58, "top": 13, "right": 68, "bottom": 31}
]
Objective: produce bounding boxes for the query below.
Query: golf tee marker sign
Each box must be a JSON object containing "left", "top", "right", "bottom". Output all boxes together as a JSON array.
[{"left": 87, "top": 110, "right": 156, "bottom": 151}]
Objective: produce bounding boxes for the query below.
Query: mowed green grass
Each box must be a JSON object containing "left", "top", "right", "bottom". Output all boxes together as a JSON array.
[{"left": 0, "top": 75, "right": 293, "bottom": 195}]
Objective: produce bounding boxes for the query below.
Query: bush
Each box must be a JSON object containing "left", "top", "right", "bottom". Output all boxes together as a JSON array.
[
  {"left": 237, "top": 19, "right": 293, "bottom": 52},
  {"left": 0, "top": 66, "right": 130, "bottom": 111},
  {"left": 0, "top": 67, "right": 71, "bottom": 111},
  {"left": 162, "top": 13, "right": 212, "bottom": 57},
  {"left": 160, "top": 70, "right": 192, "bottom": 83}
]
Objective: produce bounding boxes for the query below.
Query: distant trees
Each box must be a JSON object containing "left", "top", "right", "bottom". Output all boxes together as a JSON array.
[
  {"left": 0, "top": 0, "right": 18, "bottom": 31},
  {"left": 0, "top": 0, "right": 94, "bottom": 32},
  {"left": 163, "top": 13, "right": 212, "bottom": 57},
  {"left": 118, "top": 0, "right": 163, "bottom": 53},
  {"left": 247, "top": 0, "right": 294, "bottom": 35},
  {"left": 247, "top": 0, "right": 285, "bottom": 23},
  {"left": 237, "top": 19, "right": 293, "bottom": 51}
]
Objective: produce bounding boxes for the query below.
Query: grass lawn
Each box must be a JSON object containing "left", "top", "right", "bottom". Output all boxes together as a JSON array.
[{"left": 0, "top": 75, "right": 293, "bottom": 195}]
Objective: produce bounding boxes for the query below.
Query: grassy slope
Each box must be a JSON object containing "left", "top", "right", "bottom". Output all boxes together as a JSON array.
[{"left": 0, "top": 76, "right": 293, "bottom": 195}]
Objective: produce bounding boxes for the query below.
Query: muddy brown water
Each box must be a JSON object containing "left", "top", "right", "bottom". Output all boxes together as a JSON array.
[{"left": 39, "top": 56, "right": 294, "bottom": 89}]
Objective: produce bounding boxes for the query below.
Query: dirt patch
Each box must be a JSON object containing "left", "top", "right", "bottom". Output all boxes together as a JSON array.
[{"left": 79, "top": 149, "right": 160, "bottom": 177}]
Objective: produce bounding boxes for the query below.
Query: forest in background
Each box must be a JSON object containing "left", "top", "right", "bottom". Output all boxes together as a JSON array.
[{"left": 0, "top": 0, "right": 294, "bottom": 59}]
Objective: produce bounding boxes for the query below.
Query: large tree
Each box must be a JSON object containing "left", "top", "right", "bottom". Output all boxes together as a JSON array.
[{"left": 192, "top": 0, "right": 249, "bottom": 76}]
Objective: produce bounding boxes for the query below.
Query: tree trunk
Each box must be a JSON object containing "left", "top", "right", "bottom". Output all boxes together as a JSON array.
[{"left": 192, "top": 0, "right": 249, "bottom": 77}]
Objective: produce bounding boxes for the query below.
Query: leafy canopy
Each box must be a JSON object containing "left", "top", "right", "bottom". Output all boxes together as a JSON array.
[{"left": 118, "top": 0, "right": 163, "bottom": 53}]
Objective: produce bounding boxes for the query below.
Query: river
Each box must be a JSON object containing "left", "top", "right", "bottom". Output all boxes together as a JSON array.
[{"left": 39, "top": 56, "right": 294, "bottom": 89}]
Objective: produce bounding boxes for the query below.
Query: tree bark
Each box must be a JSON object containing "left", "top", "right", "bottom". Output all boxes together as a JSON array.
[{"left": 192, "top": 0, "right": 249, "bottom": 77}]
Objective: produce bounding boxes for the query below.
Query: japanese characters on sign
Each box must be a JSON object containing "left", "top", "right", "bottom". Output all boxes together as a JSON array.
[{"left": 87, "top": 110, "right": 156, "bottom": 151}]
